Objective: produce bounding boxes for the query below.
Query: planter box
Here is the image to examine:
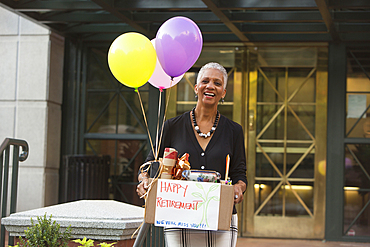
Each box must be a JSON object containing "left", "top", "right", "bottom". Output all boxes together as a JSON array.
[{"left": 2, "top": 200, "right": 144, "bottom": 241}]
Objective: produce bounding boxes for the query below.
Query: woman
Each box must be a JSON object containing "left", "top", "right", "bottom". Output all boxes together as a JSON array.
[{"left": 137, "top": 62, "right": 247, "bottom": 247}]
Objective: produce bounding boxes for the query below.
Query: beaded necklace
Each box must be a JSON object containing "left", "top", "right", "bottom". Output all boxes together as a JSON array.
[{"left": 191, "top": 107, "right": 219, "bottom": 138}]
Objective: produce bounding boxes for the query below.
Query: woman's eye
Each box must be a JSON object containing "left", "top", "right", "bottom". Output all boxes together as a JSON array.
[{"left": 202, "top": 80, "right": 209, "bottom": 83}]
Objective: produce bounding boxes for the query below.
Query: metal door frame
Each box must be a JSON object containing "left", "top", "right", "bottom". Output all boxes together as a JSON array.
[{"left": 243, "top": 48, "right": 327, "bottom": 238}]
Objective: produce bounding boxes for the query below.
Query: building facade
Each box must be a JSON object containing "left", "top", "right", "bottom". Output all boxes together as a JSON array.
[
  {"left": 0, "top": 6, "right": 64, "bottom": 211},
  {"left": 0, "top": 1, "right": 369, "bottom": 243}
]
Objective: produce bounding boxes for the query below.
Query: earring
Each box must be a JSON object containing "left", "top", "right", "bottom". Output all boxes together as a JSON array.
[
  {"left": 195, "top": 94, "right": 198, "bottom": 99},
  {"left": 221, "top": 98, "right": 224, "bottom": 104}
]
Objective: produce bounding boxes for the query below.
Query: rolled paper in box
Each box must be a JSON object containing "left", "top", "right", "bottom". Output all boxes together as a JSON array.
[
  {"left": 160, "top": 147, "right": 178, "bottom": 179},
  {"left": 182, "top": 170, "right": 221, "bottom": 182}
]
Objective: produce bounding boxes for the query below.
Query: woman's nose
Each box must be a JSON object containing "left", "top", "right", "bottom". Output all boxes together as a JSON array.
[{"left": 206, "top": 81, "right": 215, "bottom": 88}]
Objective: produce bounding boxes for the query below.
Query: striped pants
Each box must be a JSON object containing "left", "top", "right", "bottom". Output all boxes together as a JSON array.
[{"left": 164, "top": 214, "right": 238, "bottom": 247}]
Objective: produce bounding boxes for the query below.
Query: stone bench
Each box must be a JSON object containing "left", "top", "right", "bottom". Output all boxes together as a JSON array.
[{"left": 1, "top": 200, "right": 145, "bottom": 246}]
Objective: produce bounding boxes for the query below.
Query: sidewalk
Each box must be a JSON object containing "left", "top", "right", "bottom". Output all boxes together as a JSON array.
[
  {"left": 4, "top": 233, "right": 370, "bottom": 247},
  {"left": 236, "top": 238, "right": 370, "bottom": 247}
]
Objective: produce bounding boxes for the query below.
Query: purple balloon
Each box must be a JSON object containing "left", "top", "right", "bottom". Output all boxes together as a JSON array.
[{"left": 155, "top": 16, "right": 203, "bottom": 78}]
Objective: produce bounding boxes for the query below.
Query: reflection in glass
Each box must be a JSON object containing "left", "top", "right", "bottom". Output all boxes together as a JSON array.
[
  {"left": 255, "top": 64, "right": 316, "bottom": 218},
  {"left": 258, "top": 47, "right": 318, "bottom": 68},
  {"left": 257, "top": 105, "right": 284, "bottom": 140},
  {"left": 346, "top": 68, "right": 370, "bottom": 138},
  {"left": 84, "top": 47, "right": 150, "bottom": 207},
  {"left": 177, "top": 72, "right": 197, "bottom": 102},
  {"left": 257, "top": 68, "right": 285, "bottom": 103},
  {"left": 255, "top": 182, "right": 313, "bottom": 217},
  {"left": 86, "top": 88, "right": 148, "bottom": 134},
  {"left": 344, "top": 47, "right": 370, "bottom": 237},
  {"left": 287, "top": 105, "right": 315, "bottom": 141},
  {"left": 257, "top": 68, "right": 316, "bottom": 141},
  {"left": 86, "top": 48, "right": 116, "bottom": 90},
  {"left": 86, "top": 139, "right": 148, "bottom": 207},
  {"left": 256, "top": 152, "right": 314, "bottom": 179},
  {"left": 344, "top": 144, "right": 370, "bottom": 236},
  {"left": 86, "top": 92, "right": 113, "bottom": 133},
  {"left": 288, "top": 153, "right": 314, "bottom": 178},
  {"left": 194, "top": 47, "right": 236, "bottom": 68},
  {"left": 346, "top": 93, "right": 370, "bottom": 138},
  {"left": 256, "top": 152, "right": 283, "bottom": 178}
]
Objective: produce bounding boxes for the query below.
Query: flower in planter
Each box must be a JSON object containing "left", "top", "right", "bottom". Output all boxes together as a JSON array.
[
  {"left": 72, "top": 237, "right": 94, "bottom": 247},
  {"left": 98, "top": 242, "right": 117, "bottom": 247},
  {"left": 73, "top": 238, "right": 117, "bottom": 247}
]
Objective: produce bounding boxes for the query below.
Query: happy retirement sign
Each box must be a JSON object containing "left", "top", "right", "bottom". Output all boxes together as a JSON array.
[{"left": 154, "top": 179, "right": 221, "bottom": 230}]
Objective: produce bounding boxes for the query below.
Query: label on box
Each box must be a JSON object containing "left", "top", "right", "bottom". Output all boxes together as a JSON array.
[{"left": 154, "top": 179, "right": 221, "bottom": 230}]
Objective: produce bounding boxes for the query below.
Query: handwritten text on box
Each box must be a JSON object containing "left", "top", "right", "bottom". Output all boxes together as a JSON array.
[{"left": 154, "top": 179, "right": 221, "bottom": 230}]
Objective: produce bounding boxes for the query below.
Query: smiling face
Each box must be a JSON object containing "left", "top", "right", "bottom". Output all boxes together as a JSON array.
[{"left": 195, "top": 68, "right": 227, "bottom": 106}]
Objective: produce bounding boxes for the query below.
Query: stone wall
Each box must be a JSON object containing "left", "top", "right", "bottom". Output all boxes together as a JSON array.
[{"left": 0, "top": 5, "right": 65, "bottom": 212}]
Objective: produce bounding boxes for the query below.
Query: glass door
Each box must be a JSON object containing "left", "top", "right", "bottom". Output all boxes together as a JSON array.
[
  {"left": 243, "top": 47, "right": 328, "bottom": 238},
  {"left": 344, "top": 47, "right": 370, "bottom": 237}
]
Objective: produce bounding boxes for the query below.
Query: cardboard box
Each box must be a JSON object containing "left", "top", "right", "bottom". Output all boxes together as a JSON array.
[{"left": 145, "top": 179, "right": 234, "bottom": 231}]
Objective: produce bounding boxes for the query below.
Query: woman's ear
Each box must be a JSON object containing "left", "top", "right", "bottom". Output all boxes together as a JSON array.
[
  {"left": 222, "top": 88, "right": 227, "bottom": 98},
  {"left": 194, "top": 84, "right": 198, "bottom": 95}
]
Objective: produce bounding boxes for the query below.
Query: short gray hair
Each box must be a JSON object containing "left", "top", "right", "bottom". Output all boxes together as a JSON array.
[{"left": 196, "top": 62, "right": 228, "bottom": 89}]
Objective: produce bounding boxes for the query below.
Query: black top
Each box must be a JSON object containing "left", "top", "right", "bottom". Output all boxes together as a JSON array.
[{"left": 146, "top": 111, "right": 248, "bottom": 187}]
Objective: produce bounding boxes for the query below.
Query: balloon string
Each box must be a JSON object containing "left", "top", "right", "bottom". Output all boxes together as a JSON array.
[
  {"left": 136, "top": 88, "right": 156, "bottom": 160},
  {"left": 157, "top": 80, "right": 173, "bottom": 155},
  {"left": 154, "top": 90, "right": 162, "bottom": 160},
  {"left": 131, "top": 221, "right": 144, "bottom": 239}
]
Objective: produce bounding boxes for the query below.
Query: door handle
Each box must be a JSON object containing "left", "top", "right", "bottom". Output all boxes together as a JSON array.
[{"left": 249, "top": 110, "right": 254, "bottom": 131}]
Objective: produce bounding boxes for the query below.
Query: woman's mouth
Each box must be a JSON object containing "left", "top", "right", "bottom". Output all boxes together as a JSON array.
[{"left": 204, "top": 92, "right": 215, "bottom": 98}]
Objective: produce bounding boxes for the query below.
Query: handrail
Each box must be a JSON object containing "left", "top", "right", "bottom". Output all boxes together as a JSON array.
[
  {"left": 0, "top": 138, "right": 29, "bottom": 161},
  {"left": 0, "top": 138, "right": 29, "bottom": 247}
]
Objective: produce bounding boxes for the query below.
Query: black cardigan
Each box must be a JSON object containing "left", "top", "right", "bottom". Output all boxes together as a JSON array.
[{"left": 145, "top": 111, "right": 248, "bottom": 187}]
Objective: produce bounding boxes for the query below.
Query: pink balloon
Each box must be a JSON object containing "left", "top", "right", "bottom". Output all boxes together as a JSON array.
[
  {"left": 149, "top": 39, "right": 184, "bottom": 90},
  {"left": 155, "top": 16, "right": 203, "bottom": 78}
]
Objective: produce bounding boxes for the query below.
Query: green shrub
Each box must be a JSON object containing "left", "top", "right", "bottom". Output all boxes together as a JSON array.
[{"left": 17, "top": 213, "right": 71, "bottom": 247}]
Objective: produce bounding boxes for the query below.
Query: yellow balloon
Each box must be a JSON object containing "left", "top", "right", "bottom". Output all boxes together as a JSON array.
[{"left": 108, "top": 32, "right": 156, "bottom": 88}]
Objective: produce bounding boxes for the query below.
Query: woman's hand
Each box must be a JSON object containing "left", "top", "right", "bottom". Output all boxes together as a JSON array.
[
  {"left": 136, "top": 172, "right": 149, "bottom": 198},
  {"left": 233, "top": 180, "right": 246, "bottom": 204}
]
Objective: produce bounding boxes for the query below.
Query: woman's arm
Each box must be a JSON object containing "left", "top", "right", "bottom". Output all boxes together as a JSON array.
[
  {"left": 233, "top": 180, "right": 247, "bottom": 204},
  {"left": 230, "top": 125, "right": 248, "bottom": 204}
]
